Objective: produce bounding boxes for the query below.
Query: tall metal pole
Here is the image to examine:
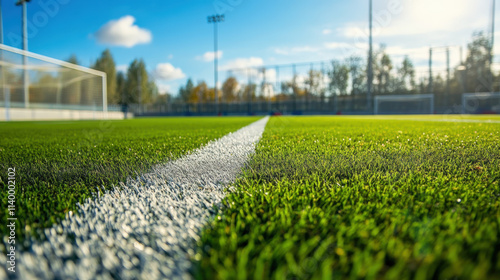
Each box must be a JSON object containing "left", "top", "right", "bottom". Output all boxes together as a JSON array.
[
  {"left": 137, "top": 65, "right": 142, "bottom": 114},
  {"left": 22, "top": 1, "right": 29, "bottom": 108},
  {"left": 247, "top": 68, "right": 251, "bottom": 114},
  {"left": 367, "top": 0, "right": 373, "bottom": 113},
  {"left": 490, "top": 0, "right": 495, "bottom": 93},
  {"left": 460, "top": 46, "right": 463, "bottom": 64},
  {"left": 321, "top": 62, "right": 325, "bottom": 107},
  {"left": 276, "top": 65, "right": 280, "bottom": 111},
  {"left": 214, "top": 20, "right": 218, "bottom": 113},
  {"left": 276, "top": 66, "right": 280, "bottom": 96},
  {"left": 0, "top": 0, "right": 7, "bottom": 121},
  {"left": 208, "top": 14, "right": 224, "bottom": 115},
  {"left": 0, "top": 0, "right": 3, "bottom": 44},
  {"left": 429, "top": 48, "right": 433, "bottom": 93},
  {"left": 293, "top": 64, "right": 297, "bottom": 112},
  {"left": 446, "top": 47, "right": 450, "bottom": 107}
]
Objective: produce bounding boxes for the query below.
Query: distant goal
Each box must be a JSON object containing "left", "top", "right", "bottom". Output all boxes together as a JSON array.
[
  {"left": 0, "top": 44, "right": 107, "bottom": 113},
  {"left": 462, "top": 92, "right": 500, "bottom": 114},
  {"left": 374, "top": 94, "right": 434, "bottom": 115}
]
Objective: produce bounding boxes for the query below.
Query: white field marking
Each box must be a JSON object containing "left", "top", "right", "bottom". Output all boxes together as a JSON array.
[
  {"left": 372, "top": 117, "right": 500, "bottom": 123},
  {"left": 410, "top": 118, "right": 500, "bottom": 123},
  {"left": 5, "top": 116, "right": 269, "bottom": 280}
]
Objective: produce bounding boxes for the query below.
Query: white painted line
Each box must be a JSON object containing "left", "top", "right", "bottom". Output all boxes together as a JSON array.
[
  {"left": 417, "top": 118, "right": 500, "bottom": 123},
  {"left": 375, "top": 117, "right": 500, "bottom": 124},
  {"left": 7, "top": 116, "right": 269, "bottom": 280}
]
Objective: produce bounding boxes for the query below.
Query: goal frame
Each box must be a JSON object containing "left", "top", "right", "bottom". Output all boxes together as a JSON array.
[
  {"left": 462, "top": 92, "right": 500, "bottom": 114},
  {"left": 0, "top": 43, "right": 108, "bottom": 113},
  {"left": 374, "top": 94, "right": 434, "bottom": 115}
]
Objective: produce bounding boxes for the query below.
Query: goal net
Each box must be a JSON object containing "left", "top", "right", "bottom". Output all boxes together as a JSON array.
[
  {"left": 0, "top": 44, "right": 107, "bottom": 112},
  {"left": 374, "top": 94, "right": 434, "bottom": 115},
  {"left": 462, "top": 92, "right": 500, "bottom": 114}
]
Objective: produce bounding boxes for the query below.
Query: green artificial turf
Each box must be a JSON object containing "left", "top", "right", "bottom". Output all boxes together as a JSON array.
[
  {"left": 196, "top": 116, "right": 500, "bottom": 280},
  {"left": 0, "top": 117, "right": 259, "bottom": 249}
]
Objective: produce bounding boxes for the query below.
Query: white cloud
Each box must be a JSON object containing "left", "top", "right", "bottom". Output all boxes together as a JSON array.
[
  {"left": 221, "top": 57, "right": 264, "bottom": 70},
  {"left": 338, "top": 25, "right": 366, "bottom": 39},
  {"left": 274, "top": 46, "right": 319, "bottom": 55},
  {"left": 322, "top": 29, "right": 332, "bottom": 35},
  {"left": 168, "top": 54, "right": 174, "bottom": 59},
  {"left": 154, "top": 63, "right": 186, "bottom": 81},
  {"left": 157, "top": 83, "right": 172, "bottom": 94},
  {"left": 338, "top": 0, "right": 490, "bottom": 40},
  {"left": 330, "top": 0, "right": 497, "bottom": 74},
  {"left": 116, "top": 64, "right": 128, "bottom": 73},
  {"left": 197, "top": 51, "right": 223, "bottom": 62},
  {"left": 221, "top": 57, "right": 279, "bottom": 83},
  {"left": 94, "top": 15, "right": 152, "bottom": 48},
  {"left": 324, "top": 42, "right": 359, "bottom": 50}
]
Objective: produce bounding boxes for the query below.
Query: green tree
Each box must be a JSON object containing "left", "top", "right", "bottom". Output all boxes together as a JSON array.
[
  {"left": 93, "top": 49, "right": 117, "bottom": 104},
  {"left": 30, "top": 73, "right": 58, "bottom": 104},
  {"left": 329, "top": 60, "right": 349, "bottom": 96},
  {"left": 464, "top": 32, "right": 492, "bottom": 93},
  {"left": 147, "top": 76, "right": 159, "bottom": 103},
  {"left": 62, "top": 55, "right": 82, "bottom": 105},
  {"left": 433, "top": 74, "right": 446, "bottom": 96},
  {"left": 154, "top": 93, "right": 172, "bottom": 105},
  {"left": 396, "top": 56, "right": 416, "bottom": 94},
  {"left": 222, "top": 77, "right": 239, "bottom": 103},
  {"left": 116, "top": 71, "right": 128, "bottom": 105},
  {"left": 179, "top": 78, "right": 194, "bottom": 102},
  {"left": 305, "top": 69, "right": 323, "bottom": 98},
  {"left": 281, "top": 79, "right": 303, "bottom": 98},
  {"left": 190, "top": 80, "right": 209, "bottom": 103},
  {"left": 375, "top": 50, "right": 393, "bottom": 95},
  {"left": 241, "top": 83, "right": 257, "bottom": 102},
  {"left": 348, "top": 56, "right": 365, "bottom": 96},
  {"left": 67, "top": 54, "right": 79, "bottom": 65},
  {"left": 126, "top": 59, "right": 151, "bottom": 104}
]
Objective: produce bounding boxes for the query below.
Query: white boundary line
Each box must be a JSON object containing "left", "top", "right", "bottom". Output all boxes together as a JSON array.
[
  {"left": 4, "top": 116, "right": 269, "bottom": 279},
  {"left": 389, "top": 118, "right": 500, "bottom": 123},
  {"left": 366, "top": 116, "right": 500, "bottom": 124}
]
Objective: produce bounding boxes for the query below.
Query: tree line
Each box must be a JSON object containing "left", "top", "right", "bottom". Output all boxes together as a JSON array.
[
  {"left": 9, "top": 31, "right": 495, "bottom": 107},
  {"left": 176, "top": 32, "right": 497, "bottom": 106}
]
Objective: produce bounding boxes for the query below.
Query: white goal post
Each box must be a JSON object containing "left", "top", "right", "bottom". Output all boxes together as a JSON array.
[
  {"left": 0, "top": 43, "right": 107, "bottom": 114},
  {"left": 374, "top": 94, "right": 434, "bottom": 115},
  {"left": 462, "top": 92, "right": 500, "bottom": 114}
]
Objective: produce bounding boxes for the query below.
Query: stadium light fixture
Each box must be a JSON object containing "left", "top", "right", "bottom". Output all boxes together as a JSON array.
[
  {"left": 16, "top": 0, "right": 31, "bottom": 108},
  {"left": 208, "top": 14, "right": 224, "bottom": 114}
]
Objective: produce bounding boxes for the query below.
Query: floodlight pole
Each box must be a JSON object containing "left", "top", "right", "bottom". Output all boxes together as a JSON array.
[
  {"left": 446, "top": 48, "right": 450, "bottom": 107},
  {"left": 428, "top": 48, "right": 433, "bottom": 94},
  {"left": 16, "top": 0, "right": 30, "bottom": 108},
  {"left": 0, "top": 0, "right": 7, "bottom": 121},
  {"left": 490, "top": 0, "right": 495, "bottom": 93},
  {"left": 208, "top": 14, "right": 224, "bottom": 115},
  {"left": 367, "top": 0, "right": 373, "bottom": 113},
  {"left": 0, "top": 0, "right": 3, "bottom": 44}
]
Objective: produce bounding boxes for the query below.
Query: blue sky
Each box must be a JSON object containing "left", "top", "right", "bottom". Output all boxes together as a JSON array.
[{"left": 1, "top": 0, "right": 499, "bottom": 95}]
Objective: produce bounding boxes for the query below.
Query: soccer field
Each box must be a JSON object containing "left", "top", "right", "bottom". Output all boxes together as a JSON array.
[
  {"left": 0, "top": 117, "right": 260, "bottom": 243},
  {"left": 1, "top": 115, "right": 499, "bottom": 279},
  {"left": 196, "top": 115, "right": 500, "bottom": 279}
]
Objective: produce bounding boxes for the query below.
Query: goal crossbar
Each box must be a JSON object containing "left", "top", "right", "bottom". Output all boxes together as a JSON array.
[
  {"left": 462, "top": 92, "right": 500, "bottom": 114},
  {"left": 0, "top": 44, "right": 108, "bottom": 113}
]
